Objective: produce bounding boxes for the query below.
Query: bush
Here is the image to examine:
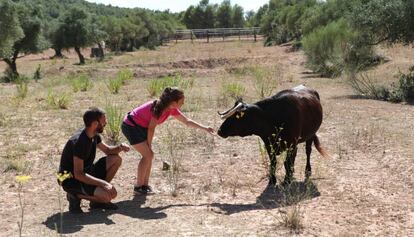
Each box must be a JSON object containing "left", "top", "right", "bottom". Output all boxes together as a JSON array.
[
  {"left": 390, "top": 67, "right": 414, "bottom": 102},
  {"left": 302, "top": 19, "right": 373, "bottom": 77},
  {"left": 107, "top": 77, "right": 123, "bottom": 94},
  {"left": 1, "top": 67, "right": 19, "bottom": 83},
  {"left": 15, "top": 75, "right": 30, "bottom": 99},
  {"left": 146, "top": 74, "right": 194, "bottom": 97},
  {"left": 221, "top": 82, "right": 246, "bottom": 100},
  {"left": 71, "top": 74, "right": 93, "bottom": 92},
  {"left": 117, "top": 69, "right": 133, "bottom": 85},
  {"left": 105, "top": 103, "right": 123, "bottom": 144},
  {"left": 47, "top": 90, "right": 71, "bottom": 109}
]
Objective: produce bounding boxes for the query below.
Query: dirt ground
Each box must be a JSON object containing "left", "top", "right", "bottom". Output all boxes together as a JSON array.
[{"left": 0, "top": 40, "right": 413, "bottom": 236}]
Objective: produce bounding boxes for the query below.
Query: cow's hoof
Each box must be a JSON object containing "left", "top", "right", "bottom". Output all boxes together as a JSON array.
[
  {"left": 282, "top": 177, "right": 294, "bottom": 187},
  {"left": 305, "top": 170, "right": 312, "bottom": 179}
]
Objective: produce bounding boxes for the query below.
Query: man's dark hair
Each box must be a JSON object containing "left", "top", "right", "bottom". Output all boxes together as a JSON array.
[{"left": 83, "top": 107, "right": 106, "bottom": 127}]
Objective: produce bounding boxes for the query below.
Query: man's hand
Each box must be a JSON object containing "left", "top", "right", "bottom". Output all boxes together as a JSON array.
[
  {"left": 103, "top": 182, "right": 117, "bottom": 199},
  {"left": 205, "top": 126, "right": 215, "bottom": 135},
  {"left": 119, "top": 143, "right": 130, "bottom": 152}
]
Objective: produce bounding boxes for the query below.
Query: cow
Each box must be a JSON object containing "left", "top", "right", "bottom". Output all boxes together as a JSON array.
[{"left": 217, "top": 85, "right": 329, "bottom": 186}]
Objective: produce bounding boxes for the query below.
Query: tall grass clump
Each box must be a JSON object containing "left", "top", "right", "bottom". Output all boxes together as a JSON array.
[
  {"left": 47, "top": 89, "right": 71, "bottom": 109},
  {"left": 15, "top": 76, "right": 29, "bottom": 99},
  {"left": 71, "top": 74, "right": 93, "bottom": 92},
  {"left": 302, "top": 19, "right": 373, "bottom": 77},
  {"left": 147, "top": 74, "right": 194, "bottom": 97},
  {"left": 105, "top": 103, "right": 123, "bottom": 144},
  {"left": 117, "top": 69, "right": 133, "bottom": 84},
  {"left": 107, "top": 77, "right": 123, "bottom": 94},
  {"left": 161, "top": 128, "right": 185, "bottom": 197},
  {"left": 252, "top": 66, "right": 278, "bottom": 99},
  {"left": 221, "top": 82, "right": 246, "bottom": 100}
]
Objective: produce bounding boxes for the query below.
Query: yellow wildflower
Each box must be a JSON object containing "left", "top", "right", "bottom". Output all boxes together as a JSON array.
[{"left": 15, "top": 175, "right": 31, "bottom": 184}]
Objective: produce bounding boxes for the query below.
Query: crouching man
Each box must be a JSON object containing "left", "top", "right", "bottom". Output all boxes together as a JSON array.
[{"left": 57, "top": 107, "right": 130, "bottom": 213}]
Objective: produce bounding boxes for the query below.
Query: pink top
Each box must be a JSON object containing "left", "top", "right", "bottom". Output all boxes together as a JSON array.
[{"left": 123, "top": 101, "right": 182, "bottom": 128}]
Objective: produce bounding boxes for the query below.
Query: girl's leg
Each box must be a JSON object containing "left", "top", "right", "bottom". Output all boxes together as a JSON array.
[{"left": 132, "top": 142, "right": 154, "bottom": 186}]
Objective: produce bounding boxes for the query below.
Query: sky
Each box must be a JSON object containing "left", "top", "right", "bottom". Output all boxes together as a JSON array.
[{"left": 85, "top": 0, "right": 269, "bottom": 13}]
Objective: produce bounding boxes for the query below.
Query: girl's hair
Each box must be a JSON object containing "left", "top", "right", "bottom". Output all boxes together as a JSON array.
[{"left": 151, "top": 87, "right": 184, "bottom": 118}]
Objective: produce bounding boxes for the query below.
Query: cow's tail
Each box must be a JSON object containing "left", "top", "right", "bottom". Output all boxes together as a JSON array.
[{"left": 314, "top": 135, "right": 331, "bottom": 159}]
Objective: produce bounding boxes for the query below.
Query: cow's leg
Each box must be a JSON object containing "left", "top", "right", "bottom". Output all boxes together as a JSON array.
[
  {"left": 305, "top": 138, "right": 313, "bottom": 179},
  {"left": 283, "top": 145, "right": 297, "bottom": 186}
]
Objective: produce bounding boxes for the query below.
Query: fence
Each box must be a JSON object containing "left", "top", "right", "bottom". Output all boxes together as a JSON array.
[{"left": 172, "top": 27, "right": 262, "bottom": 43}]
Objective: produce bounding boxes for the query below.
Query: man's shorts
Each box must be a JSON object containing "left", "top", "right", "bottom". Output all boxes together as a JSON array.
[
  {"left": 59, "top": 157, "right": 107, "bottom": 196},
  {"left": 121, "top": 122, "right": 148, "bottom": 145}
]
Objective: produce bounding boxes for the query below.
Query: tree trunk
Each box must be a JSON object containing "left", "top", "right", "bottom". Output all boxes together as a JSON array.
[
  {"left": 4, "top": 50, "right": 19, "bottom": 78},
  {"left": 97, "top": 43, "right": 105, "bottom": 60},
  {"left": 74, "top": 46, "right": 85, "bottom": 65},
  {"left": 51, "top": 48, "right": 65, "bottom": 59}
]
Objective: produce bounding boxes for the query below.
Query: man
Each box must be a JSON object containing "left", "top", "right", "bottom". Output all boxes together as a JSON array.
[{"left": 58, "top": 107, "right": 130, "bottom": 213}]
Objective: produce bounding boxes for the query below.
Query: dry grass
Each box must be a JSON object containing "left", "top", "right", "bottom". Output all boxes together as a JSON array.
[{"left": 0, "top": 41, "right": 413, "bottom": 236}]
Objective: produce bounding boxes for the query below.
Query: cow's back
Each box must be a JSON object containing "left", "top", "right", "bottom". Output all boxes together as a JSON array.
[{"left": 257, "top": 86, "right": 323, "bottom": 143}]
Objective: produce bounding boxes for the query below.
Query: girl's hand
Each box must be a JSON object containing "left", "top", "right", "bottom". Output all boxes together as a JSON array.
[{"left": 205, "top": 126, "right": 215, "bottom": 135}]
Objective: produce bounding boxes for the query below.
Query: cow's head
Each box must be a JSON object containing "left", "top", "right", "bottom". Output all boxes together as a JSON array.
[{"left": 217, "top": 99, "right": 264, "bottom": 138}]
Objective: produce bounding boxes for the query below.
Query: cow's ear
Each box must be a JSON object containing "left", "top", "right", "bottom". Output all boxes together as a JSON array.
[{"left": 236, "top": 97, "right": 243, "bottom": 104}]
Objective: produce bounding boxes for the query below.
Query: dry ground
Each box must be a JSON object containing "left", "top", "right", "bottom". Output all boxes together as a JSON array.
[{"left": 0, "top": 40, "right": 413, "bottom": 236}]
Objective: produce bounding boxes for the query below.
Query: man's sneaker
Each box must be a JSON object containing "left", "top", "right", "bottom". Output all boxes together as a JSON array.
[
  {"left": 66, "top": 193, "right": 83, "bottom": 214},
  {"left": 89, "top": 201, "right": 118, "bottom": 210}
]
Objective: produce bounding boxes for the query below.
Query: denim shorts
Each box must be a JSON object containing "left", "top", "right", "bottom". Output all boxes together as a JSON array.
[{"left": 121, "top": 122, "right": 148, "bottom": 145}]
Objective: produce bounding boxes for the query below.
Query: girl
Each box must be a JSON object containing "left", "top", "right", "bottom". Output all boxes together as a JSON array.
[{"left": 121, "top": 87, "right": 215, "bottom": 194}]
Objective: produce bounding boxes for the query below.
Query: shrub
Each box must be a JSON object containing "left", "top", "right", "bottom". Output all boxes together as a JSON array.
[
  {"left": 117, "top": 69, "right": 133, "bottom": 85},
  {"left": 348, "top": 72, "right": 389, "bottom": 100},
  {"left": 393, "top": 67, "right": 414, "bottom": 102},
  {"left": 15, "top": 76, "right": 30, "bottom": 99},
  {"left": 252, "top": 66, "right": 278, "bottom": 99},
  {"left": 1, "top": 67, "right": 19, "bottom": 83},
  {"left": 302, "top": 19, "right": 373, "bottom": 77},
  {"left": 221, "top": 82, "right": 246, "bottom": 100},
  {"left": 47, "top": 90, "right": 71, "bottom": 109},
  {"left": 105, "top": 103, "right": 123, "bottom": 144},
  {"left": 147, "top": 74, "right": 194, "bottom": 97},
  {"left": 107, "top": 77, "right": 122, "bottom": 94},
  {"left": 71, "top": 74, "right": 93, "bottom": 92}
]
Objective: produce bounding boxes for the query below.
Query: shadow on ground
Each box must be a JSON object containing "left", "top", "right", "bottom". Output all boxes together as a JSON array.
[
  {"left": 210, "top": 180, "right": 320, "bottom": 215},
  {"left": 43, "top": 195, "right": 192, "bottom": 234}
]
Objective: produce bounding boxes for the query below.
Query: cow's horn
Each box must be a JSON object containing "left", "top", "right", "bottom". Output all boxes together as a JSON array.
[{"left": 218, "top": 102, "right": 243, "bottom": 120}]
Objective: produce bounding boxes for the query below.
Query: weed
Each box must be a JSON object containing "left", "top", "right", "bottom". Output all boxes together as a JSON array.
[
  {"left": 252, "top": 66, "right": 278, "bottom": 99},
  {"left": 117, "top": 69, "right": 134, "bottom": 85},
  {"left": 47, "top": 90, "right": 71, "bottom": 109},
  {"left": 147, "top": 74, "right": 194, "bottom": 97},
  {"left": 280, "top": 205, "right": 304, "bottom": 234},
  {"left": 71, "top": 74, "right": 93, "bottom": 92},
  {"left": 15, "top": 79, "right": 28, "bottom": 99},
  {"left": 221, "top": 82, "right": 246, "bottom": 100},
  {"left": 15, "top": 175, "right": 31, "bottom": 237},
  {"left": 107, "top": 77, "right": 123, "bottom": 94},
  {"left": 105, "top": 103, "right": 123, "bottom": 145}
]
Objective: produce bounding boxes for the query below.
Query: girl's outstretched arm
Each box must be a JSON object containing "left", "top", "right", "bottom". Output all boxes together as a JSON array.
[{"left": 174, "top": 114, "right": 215, "bottom": 134}]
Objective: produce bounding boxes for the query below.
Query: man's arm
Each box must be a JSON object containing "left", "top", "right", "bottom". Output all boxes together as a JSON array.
[
  {"left": 97, "top": 142, "right": 130, "bottom": 155},
  {"left": 73, "top": 156, "right": 109, "bottom": 187}
]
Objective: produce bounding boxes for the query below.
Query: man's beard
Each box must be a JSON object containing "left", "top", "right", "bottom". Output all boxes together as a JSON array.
[{"left": 96, "top": 125, "right": 104, "bottom": 134}]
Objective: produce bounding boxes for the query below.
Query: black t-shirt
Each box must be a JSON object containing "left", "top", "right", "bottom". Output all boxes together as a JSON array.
[{"left": 59, "top": 128, "right": 102, "bottom": 174}]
